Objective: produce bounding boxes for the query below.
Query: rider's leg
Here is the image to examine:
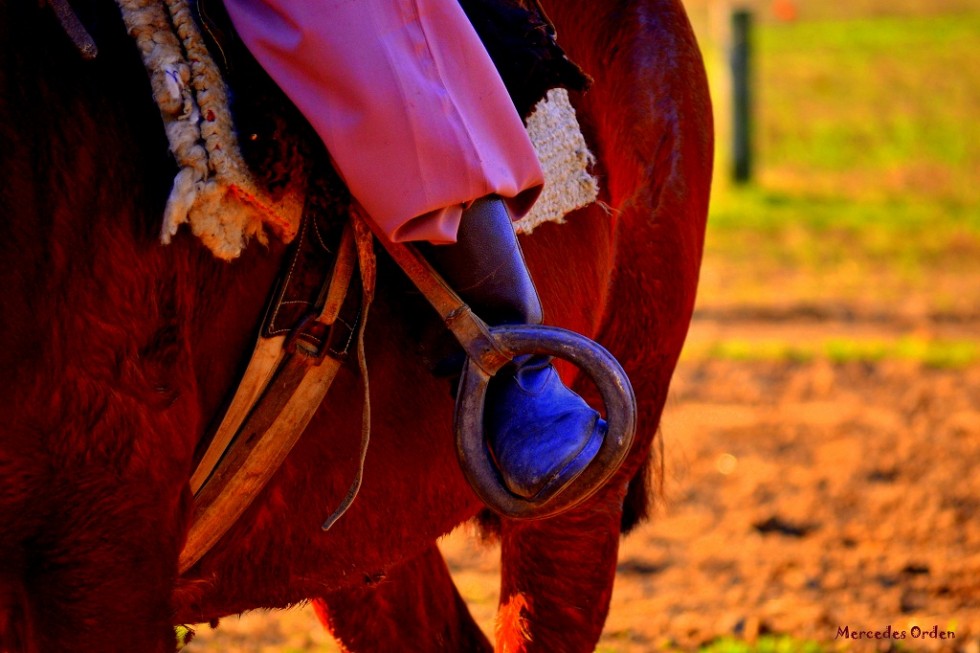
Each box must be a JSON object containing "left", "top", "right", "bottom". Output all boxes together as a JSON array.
[
  {"left": 222, "top": 0, "right": 543, "bottom": 244},
  {"left": 223, "top": 0, "right": 604, "bottom": 502}
]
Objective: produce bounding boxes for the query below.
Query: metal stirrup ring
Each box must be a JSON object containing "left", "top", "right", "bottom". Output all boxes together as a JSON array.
[{"left": 454, "top": 324, "right": 637, "bottom": 519}]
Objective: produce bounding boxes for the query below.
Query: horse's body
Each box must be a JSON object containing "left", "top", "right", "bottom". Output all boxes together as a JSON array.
[{"left": 0, "top": 0, "right": 711, "bottom": 651}]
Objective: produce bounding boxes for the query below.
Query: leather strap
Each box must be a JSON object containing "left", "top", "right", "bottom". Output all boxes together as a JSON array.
[
  {"left": 44, "top": 0, "right": 98, "bottom": 60},
  {"left": 371, "top": 228, "right": 513, "bottom": 377},
  {"left": 189, "top": 208, "right": 357, "bottom": 493},
  {"left": 180, "top": 346, "right": 346, "bottom": 573},
  {"left": 181, "top": 215, "right": 363, "bottom": 573}
]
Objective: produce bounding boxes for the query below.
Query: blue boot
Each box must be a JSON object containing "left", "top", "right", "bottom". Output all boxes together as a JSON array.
[
  {"left": 484, "top": 356, "right": 606, "bottom": 500},
  {"left": 423, "top": 197, "right": 605, "bottom": 501}
]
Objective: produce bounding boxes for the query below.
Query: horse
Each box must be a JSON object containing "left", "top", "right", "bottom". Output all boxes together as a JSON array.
[{"left": 0, "top": 0, "right": 712, "bottom": 650}]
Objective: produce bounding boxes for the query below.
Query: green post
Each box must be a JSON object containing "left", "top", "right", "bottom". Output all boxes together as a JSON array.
[{"left": 731, "top": 9, "right": 753, "bottom": 183}]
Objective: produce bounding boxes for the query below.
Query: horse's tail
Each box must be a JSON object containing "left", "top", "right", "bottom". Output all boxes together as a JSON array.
[{"left": 620, "top": 431, "right": 664, "bottom": 533}]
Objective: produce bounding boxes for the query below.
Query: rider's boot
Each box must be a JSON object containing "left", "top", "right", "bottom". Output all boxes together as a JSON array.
[{"left": 421, "top": 196, "right": 606, "bottom": 503}]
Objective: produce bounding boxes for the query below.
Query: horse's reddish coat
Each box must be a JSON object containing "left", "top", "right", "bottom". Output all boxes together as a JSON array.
[{"left": 0, "top": 0, "right": 711, "bottom": 651}]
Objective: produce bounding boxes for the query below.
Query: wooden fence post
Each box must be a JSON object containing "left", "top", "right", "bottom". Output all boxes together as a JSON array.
[{"left": 730, "top": 8, "right": 753, "bottom": 183}]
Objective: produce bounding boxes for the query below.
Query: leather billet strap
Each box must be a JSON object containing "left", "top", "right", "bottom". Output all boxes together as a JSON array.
[
  {"left": 263, "top": 192, "right": 357, "bottom": 351},
  {"left": 189, "top": 205, "right": 358, "bottom": 494},
  {"left": 181, "top": 340, "right": 347, "bottom": 573},
  {"left": 181, "top": 214, "right": 367, "bottom": 574}
]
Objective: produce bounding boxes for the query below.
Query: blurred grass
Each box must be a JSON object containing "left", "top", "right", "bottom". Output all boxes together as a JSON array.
[
  {"left": 697, "top": 636, "right": 823, "bottom": 653},
  {"left": 758, "top": 14, "right": 980, "bottom": 191},
  {"left": 690, "top": 8, "right": 980, "bottom": 314},
  {"left": 682, "top": 336, "right": 980, "bottom": 369},
  {"left": 598, "top": 634, "right": 826, "bottom": 652},
  {"left": 597, "top": 635, "right": 826, "bottom": 653}
]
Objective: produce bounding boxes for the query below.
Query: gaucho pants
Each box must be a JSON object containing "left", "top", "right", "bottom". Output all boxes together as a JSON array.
[{"left": 223, "top": 0, "right": 544, "bottom": 243}]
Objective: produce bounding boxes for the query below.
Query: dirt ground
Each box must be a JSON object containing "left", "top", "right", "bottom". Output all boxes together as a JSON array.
[
  {"left": 599, "top": 318, "right": 980, "bottom": 651},
  {"left": 184, "top": 306, "right": 980, "bottom": 652}
]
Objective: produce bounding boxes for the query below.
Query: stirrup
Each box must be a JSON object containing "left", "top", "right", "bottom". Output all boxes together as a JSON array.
[{"left": 455, "top": 324, "right": 636, "bottom": 519}]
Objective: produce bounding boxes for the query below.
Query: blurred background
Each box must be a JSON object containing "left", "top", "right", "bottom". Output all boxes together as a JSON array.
[{"left": 186, "top": 1, "right": 980, "bottom": 650}]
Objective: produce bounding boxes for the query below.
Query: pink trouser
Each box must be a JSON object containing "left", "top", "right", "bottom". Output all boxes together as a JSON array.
[{"left": 223, "top": 0, "right": 544, "bottom": 243}]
